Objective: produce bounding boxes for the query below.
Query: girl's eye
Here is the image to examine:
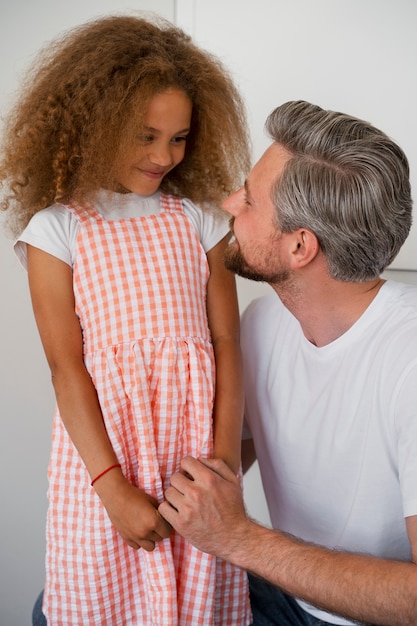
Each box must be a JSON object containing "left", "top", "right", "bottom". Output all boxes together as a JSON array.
[
  {"left": 171, "top": 135, "right": 188, "bottom": 144},
  {"left": 138, "top": 135, "right": 154, "bottom": 143}
]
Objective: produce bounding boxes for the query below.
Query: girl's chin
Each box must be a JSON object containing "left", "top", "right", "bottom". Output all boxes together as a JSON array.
[{"left": 112, "top": 181, "right": 161, "bottom": 196}]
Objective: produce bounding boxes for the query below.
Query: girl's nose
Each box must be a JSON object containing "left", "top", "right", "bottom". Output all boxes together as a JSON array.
[
  {"left": 149, "top": 142, "right": 173, "bottom": 166},
  {"left": 222, "top": 187, "right": 244, "bottom": 216}
]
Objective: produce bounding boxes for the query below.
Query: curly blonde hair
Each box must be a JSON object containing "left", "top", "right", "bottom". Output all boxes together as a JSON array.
[{"left": 0, "top": 13, "right": 251, "bottom": 236}]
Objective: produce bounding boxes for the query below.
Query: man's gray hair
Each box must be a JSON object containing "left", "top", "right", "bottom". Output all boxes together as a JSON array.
[{"left": 266, "top": 100, "right": 412, "bottom": 281}]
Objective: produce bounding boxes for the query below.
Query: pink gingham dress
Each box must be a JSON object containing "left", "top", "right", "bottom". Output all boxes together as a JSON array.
[{"left": 43, "top": 193, "right": 251, "bottom": 625}]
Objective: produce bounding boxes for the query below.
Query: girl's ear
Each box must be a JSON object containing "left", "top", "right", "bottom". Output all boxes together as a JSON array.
[{"left": 289, "top": 229, "right": 320, "bottom": 269}]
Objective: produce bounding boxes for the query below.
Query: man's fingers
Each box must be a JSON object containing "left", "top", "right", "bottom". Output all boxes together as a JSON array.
[
  {"left": 160, "top": 456, "right": 238, "bottom": 520},
  {"left": 195, "top": 456, "right": 238, "bottom": 482},
  {"left": 162, "top": 484, "right": 184, "bottom": 513},
  {"left": 158, "top": 499, "right": 176, "bottom": 526},
  {"left": 159, "top": 456, "right": 240, "bottom": 530},
  {"left": 179, "top": 455, "right": 237, "bottom": 484}
]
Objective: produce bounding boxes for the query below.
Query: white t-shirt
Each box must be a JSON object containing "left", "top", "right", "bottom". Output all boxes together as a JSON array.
[
  {"left": 14, "top": 189, "right": 230, "bottom": 269},
  {"left": 241, "top": 281, "right": 417, "bottom": 625}
]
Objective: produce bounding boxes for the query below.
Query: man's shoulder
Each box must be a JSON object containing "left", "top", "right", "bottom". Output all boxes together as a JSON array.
[
  {"left": 241, "top": 293, "right": 283, "bottom": 324},
  {"left": 241, "top": 294, "right": 295, "bottom": 347},
  {"left": 383, "top": 280, "right": 417, "bottom": 319},
  {"left": 385, "top": 279, "right": 417, "bottom": 297}
]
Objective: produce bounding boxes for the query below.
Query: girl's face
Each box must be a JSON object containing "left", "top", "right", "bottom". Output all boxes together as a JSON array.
[{"left": 114, "top": 88, "right": 192, "bottom": 195}]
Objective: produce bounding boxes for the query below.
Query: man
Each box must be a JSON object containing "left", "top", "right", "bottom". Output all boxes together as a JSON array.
[{"left": 159, "top": 100, "right": 417, "bottom": 626}]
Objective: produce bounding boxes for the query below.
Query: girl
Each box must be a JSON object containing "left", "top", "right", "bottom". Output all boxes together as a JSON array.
[{"left": 0, "top": 14, "right": 251, "bottom": 625}]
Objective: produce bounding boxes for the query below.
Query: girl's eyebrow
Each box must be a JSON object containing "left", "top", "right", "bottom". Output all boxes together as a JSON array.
[{"left": 143, "top": 126, "right": 191, "bottom": 134}]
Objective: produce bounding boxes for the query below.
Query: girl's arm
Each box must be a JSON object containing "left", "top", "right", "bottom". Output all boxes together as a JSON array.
[
  {"left": 206, "top": 234, "right": 244, "bottom": 474},
  {"left": 27, "top": 244, "right": 171, "bottom": 550}
]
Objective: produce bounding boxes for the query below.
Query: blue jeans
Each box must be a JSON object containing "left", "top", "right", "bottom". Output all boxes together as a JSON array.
[
  {"left": 249, "top": 574, "right": 337, "bottom": 626},
  {"left": 32, "top": 590, "right": 46, "bottom": 626}
]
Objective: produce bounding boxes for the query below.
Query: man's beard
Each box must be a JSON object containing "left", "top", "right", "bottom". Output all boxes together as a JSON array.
[{"left": 223, "top": 239, "right": 290, "bottom": 284}]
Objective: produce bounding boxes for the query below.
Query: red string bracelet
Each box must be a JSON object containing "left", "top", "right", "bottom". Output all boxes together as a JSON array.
[{"left": 91, "top": 463, "right": 122, "bottom": 487}]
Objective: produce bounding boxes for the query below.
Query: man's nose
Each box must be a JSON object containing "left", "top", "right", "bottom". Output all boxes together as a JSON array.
[{"left": 222, "top": 188, "right": 244, "bottom": 216}]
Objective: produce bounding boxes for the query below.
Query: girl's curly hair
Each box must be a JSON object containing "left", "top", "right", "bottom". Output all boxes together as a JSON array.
[{"left": 0, "top": 13, "right": 251, "bottom": 236}]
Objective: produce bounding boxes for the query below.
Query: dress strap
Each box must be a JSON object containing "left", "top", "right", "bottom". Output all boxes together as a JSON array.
[
  {"left": 160, "top": 192, "right": 184, "bottom": 213},
  {"left": 67, "top": 201, "right": 104, "bottom": 224}
]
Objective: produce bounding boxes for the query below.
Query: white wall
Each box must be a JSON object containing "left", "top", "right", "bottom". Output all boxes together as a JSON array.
[
  {"left": 177, "top": 0, "right": 417, "bottom": 269},
  {"left": 1, "top": 1, "right": 417, "bottom": 623}
]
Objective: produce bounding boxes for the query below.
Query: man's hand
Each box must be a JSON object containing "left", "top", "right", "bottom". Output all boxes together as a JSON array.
[{"left": 159, "top": 456, "right": 249, "bottom": 558}]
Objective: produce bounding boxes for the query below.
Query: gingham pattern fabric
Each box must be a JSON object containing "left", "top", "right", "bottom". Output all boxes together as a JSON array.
[{"left": 44, "top": 193, "right": 251, "bottom": 625}]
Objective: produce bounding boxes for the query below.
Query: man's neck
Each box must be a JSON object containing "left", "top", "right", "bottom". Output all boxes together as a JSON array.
[{"left": 272, "top": 274, "right": 386, "bottom": 348}]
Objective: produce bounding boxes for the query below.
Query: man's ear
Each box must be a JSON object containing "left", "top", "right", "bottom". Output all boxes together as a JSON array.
[{"left": 289, "top": 229, "right": 320, "bottom": 269}]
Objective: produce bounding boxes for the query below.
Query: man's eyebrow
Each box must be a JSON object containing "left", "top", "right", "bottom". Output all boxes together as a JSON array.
[{"left": 244, "top": 179, "right": 253, "bottom": 201}]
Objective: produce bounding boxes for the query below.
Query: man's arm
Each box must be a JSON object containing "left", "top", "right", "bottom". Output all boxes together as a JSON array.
[{"left": 159, "top": 456, "right": 417, "bottom": 626}]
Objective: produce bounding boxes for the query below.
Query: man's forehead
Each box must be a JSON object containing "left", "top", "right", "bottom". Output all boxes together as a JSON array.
[{"left": 248, "top": 143, "right": 291, "bottom": 189}]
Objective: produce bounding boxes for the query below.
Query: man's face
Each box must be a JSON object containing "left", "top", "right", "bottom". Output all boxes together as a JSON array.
[{"left": 223, "top": 143, "right": 293, "bottom": 284}]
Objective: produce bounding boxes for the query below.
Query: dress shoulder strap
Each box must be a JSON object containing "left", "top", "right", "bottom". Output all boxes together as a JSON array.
[
  {"left": 66, "top": 201, "right": 104, "bottom": 224},
  {"left": 160, "top": 192, "right": 184, "bottom": 213}
]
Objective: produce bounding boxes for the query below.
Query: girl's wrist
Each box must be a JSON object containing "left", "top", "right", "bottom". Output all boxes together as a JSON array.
[{"left": 91, "top": 463, "right": 122, "bottom": 487}]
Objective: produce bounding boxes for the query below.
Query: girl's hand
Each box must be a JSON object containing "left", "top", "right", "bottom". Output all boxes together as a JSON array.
[{"left": 94, "top": 471, "right": 172, "bottom": 551}]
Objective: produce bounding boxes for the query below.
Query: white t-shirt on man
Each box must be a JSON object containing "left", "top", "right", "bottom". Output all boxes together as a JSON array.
[{"left": 241, "top": 281, "right": 417, "bottom": 625}]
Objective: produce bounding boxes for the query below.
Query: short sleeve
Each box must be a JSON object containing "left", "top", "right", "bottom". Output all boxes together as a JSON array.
[
  {"left": 14, "top": 205, "right": 78, "bottom": 270},
  {"left": 181, "top": 198, "right": 230, "bottom": 253}
]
